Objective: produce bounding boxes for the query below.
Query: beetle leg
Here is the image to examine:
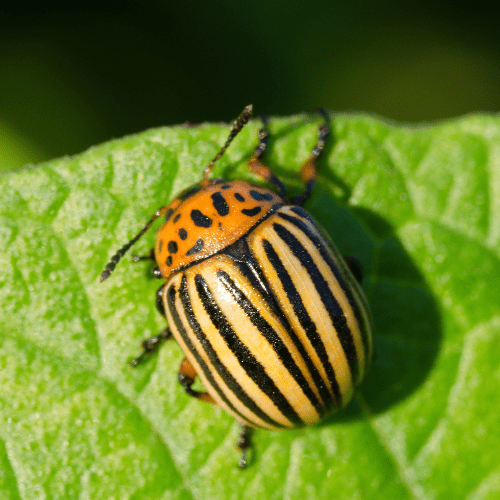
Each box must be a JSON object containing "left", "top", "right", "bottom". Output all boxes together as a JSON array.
[
  {"left": 132, "top": 248, "right": 163, "bottom": 279},
  {"left": 247, "top": 115, "right": 287, "bottom": 198},
  {"left": 132, "top": 247, "right": 155, "bottom": 261},
  {"left": 155, "top": 283, "right": 166, "bottom": 316},
  {"left": 343, "top": 255, "right": 363, "bottom": 284},
  {"left": 129, "top": 327, "right": 172, "bottom": 367},
  {"left": 178, "top": 358, "right": 254, "bottom": 467},
  {"left": 292, "top": 108, "right": 330, "bottom": 206},
  {"left": 237, "top": 423, "right": 253, "bottom": 469},
  {"left": 129, "top": 283, "right": 170, "bottom": 367},
  {"left": 178, "top": 356, "right": 217, "bottom": 404}
]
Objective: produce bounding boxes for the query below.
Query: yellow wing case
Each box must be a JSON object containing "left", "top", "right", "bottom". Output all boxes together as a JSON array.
[{"left": 164, "top": 205, "right": 373, "bottom": 429}]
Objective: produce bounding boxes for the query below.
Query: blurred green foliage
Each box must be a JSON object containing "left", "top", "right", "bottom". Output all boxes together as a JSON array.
[{"left": 1, "top": 1, "right": 500, "bottom": 170}]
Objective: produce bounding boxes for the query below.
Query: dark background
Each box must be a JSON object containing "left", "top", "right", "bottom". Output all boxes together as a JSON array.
[{"left": 2, "top": 1, "right": 499, "bottom": 167}]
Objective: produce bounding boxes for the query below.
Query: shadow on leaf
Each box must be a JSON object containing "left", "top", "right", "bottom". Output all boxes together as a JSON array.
[{"left": 308, "top": 193, "right": 442, "bottom": 424}]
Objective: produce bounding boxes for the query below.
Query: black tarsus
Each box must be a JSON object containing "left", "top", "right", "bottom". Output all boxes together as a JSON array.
[
  {"left": 238, "top": 424, "right": 253, "bottom": 469},
  {"left": 129, "top": 328, "right": 172, "bottom": 367}
]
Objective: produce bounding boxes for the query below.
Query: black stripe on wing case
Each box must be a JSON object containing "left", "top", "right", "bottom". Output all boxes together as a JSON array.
[
  {"left": 194, "top": 273, "right": 304, "bottom": 426},
  {"left": 262, "top": 239, "right": 341, "bottom": 406},
  {"left": 272, "top": 221, "right": 360, "bottom": 385},
  {"left": 281, "top": 208, "right": 371, "bottom": 364},
  {"left": 224, "top": 238, "right": 331, "bottom": 409},
  {"left": 168, "top": 278, "right": 283, "bottom": 429},
  {"left": 217, "top": 269, "right": 325, "bottom": 416},
  {"left": 166, "top": 282, "right": 239, "bottom": 416}
]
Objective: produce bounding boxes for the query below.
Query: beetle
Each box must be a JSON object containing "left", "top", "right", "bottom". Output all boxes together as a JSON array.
[{"left": 101, "top": 105, "right": 373, "bottom": 467}]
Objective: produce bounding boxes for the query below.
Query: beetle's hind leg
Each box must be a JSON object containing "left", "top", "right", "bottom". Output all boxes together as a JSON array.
[
  {"left": 177, "top": 356, "right": 217, "bottom": 404},
  {"left": 292, "top": 108, "right": 330, "bottom": 206}
]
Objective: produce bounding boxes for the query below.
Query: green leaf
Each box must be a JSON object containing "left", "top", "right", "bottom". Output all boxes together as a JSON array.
[{"left": 1, "top": 112, "right": 500, "bottom": 499}]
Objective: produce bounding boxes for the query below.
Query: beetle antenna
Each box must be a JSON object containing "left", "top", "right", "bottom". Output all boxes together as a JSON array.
[
  {"left": 202, "top": 104, "right": 253, "bottom": 181},
  {"left": 101, "top": 106, "right": 253, "bottom": 283},
  {"left": 100, "top": 206, "right": 168, "bottom": 282}
]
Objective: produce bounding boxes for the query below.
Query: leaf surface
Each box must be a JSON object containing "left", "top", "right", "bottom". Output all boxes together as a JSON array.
[{"left": 1, "top": 112, "right": 500, "bottom": 499}]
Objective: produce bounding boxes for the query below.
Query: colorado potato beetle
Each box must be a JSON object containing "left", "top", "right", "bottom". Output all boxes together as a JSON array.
[{"left": 101, "top": 106, "right": 373, "bottom": 467}]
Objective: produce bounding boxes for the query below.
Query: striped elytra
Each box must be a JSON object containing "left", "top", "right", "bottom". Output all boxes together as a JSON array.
[
  {"left": 100, "top": 105, "right": 373, "bottom": 466},
  {"left": 165, "top": 205, "right": 372, "bottom": 429}
]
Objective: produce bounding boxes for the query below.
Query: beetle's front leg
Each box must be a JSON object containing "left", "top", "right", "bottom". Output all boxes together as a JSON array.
[
  {"left": 132, "top": 247, "right": 163, "bottom": 279},
  {"left": 132, "top": 247, "right": 155, "bottom": 261}
]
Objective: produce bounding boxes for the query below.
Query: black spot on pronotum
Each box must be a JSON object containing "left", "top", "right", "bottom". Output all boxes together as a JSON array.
[
  {"left": 178, "top": 228, "right": 188, "bottom": 240},
  {"left": 179, "top": 184, "right": 202, "bottom": 201},
  {"left": 166, "top": 256, "right": 173, "bottom": 266},
  {"left": 250, "top": 190, "right": 273, "bottom": 201},
  {"left": 191, "top": 209, "right": 213, "bottom": 228},
  {"left": 186, "top": 238, "right": 204, "bottom": 256},
  {"left": 168, "top": 241, "right": 178, "bottom": 254},
  {"left": 241, "top": 207, "right": 262, "bottom": 217},
  {"left": 211, "top": 192, "right": 229, "bottom": 216},
  {"left": 173, "top": 214, "right": 181, "bottom": 223},
  {"left": 165, "top": 208, "right": 174, "bottom": 222},
  {"left": 221, "top": 184, "right": 231, "bottom": 189},
  {"left": 234, "top": 193, "right": 245, "bottom": 202}
]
